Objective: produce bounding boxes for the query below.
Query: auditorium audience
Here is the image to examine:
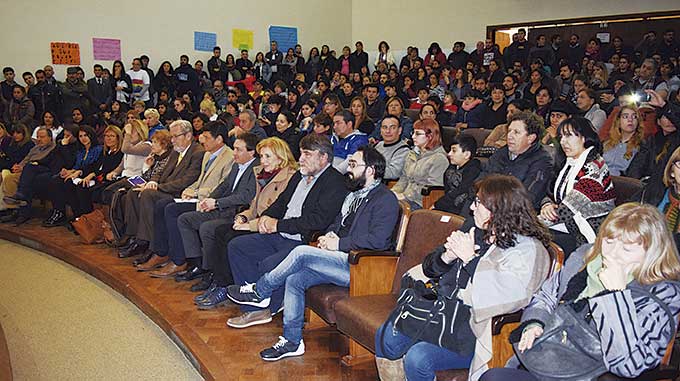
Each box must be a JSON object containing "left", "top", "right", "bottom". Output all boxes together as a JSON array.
[
  {"left": 2, "top": 25, "right": 680, "bottom": 378},
  {"left": 227, "top": 146, "right": 398, "bottom": 360},
  {"left": 376, "top": 174, "right": 551, "bottom": 381},
  {"left": 226, "top": 134, "right": 346, "bottom": 328},
  {"left": 482, "top": 203, "right": 680, "bottom": 381}
]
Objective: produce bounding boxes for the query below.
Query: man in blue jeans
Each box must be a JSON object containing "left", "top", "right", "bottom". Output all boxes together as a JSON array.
[{"left": 227, "top": 146, "right": 399, "bottom": 361}]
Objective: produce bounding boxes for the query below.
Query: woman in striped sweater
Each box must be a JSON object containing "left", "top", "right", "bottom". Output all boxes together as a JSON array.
[{"left": 481, "top": 203, "right": 680, "bottom": 380}]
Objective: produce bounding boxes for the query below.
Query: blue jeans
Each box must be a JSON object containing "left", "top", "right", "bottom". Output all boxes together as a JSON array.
[
  {"left": 375, "top": 319, "right": 473, "bottom": 381},
  {"left": 255, "top": 245, "right": 350, "bottom": 344},
  {"left": 228, "top": 233, "right": 303, "bottom": 312}
]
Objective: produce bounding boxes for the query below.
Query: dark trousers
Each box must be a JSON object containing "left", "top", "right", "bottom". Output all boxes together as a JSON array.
[
  {"left": 158, "top": 201, "right": 198, "bottom": 265},
  {"left": 16, "top": 165, "right": 52, "bottom": 216},
  {"left": 176, "top": 208, "right": 234, "bottom": 264},
  {"left": 227, "top": 233, "right": 303, "bottom": 312},
  {"left": 208, "top": 223, "right": 253, "bottom": 286}
]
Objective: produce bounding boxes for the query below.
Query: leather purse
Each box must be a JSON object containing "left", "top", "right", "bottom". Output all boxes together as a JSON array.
[
  {"left": 514, "top": 282, "right": 677, "bottom": 381},
  {"left": 71, "top": 209, "right": 106, "bottom": 244}
]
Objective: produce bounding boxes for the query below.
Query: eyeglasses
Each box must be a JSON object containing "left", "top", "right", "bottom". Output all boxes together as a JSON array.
[
  {"left": 674, "top": 161, "right": 680, "bottom": 169},
  {"left": 620, "top": 113, "right": 638, "bottom": 120},
  {"left": 473, "top": 196, "right": 483, "bottom": 208},
  {"left": 171, "top": 132, "right": 189, "bottom": 138},
  {"left": 347, "top": 161, "right": 366, "bottom": 170}
]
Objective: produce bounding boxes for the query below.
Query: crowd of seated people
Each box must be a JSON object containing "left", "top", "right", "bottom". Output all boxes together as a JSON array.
[{"left": 0, "top": 26, "right": 679, "bottom": 380}]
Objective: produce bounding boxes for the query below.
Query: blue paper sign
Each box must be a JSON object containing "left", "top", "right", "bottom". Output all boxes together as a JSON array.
[
  {"left": 268, "top": 26, "right": 298, "bottom": 52},
  {"left": 194, "top": 31, "right": 217, "bottom": 52}
]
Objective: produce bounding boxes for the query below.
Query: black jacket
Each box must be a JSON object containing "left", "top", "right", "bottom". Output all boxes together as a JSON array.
[
  {"left": 350, "top": 51, "right": 369, "bottom": 73},
  {"left": 87, "top": 77, "right": 113, "bottom": 107},
  {"left": 434, "top": 159, "right": 482, "bottom": 215},
  {"left": 211, "top": 159, "right": 259, "bottom": 215},
  {"left": 263, "top": 166, "right": 348, "bottom": 243},
  {"left": 481, "top": 142, "right": 554, "bottom": 209}
]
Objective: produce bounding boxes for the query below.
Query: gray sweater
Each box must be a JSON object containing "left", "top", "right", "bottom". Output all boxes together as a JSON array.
[{"left": 375, "top": 140, "right": 409, "bottom": 180}]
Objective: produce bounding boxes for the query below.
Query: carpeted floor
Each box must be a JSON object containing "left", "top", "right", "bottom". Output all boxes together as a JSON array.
[{"left": 0, "top": 239, "right": 203, "bottom": 381}]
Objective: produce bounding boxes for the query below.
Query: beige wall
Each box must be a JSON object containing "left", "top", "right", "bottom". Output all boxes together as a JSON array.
[
  {"left": 2, "top": 0, "right": 678, "bottom": 79},
  {"left": 352, "top": 0, "right": 679, "bottom": 65},
  {"left": 1, "top": 0, "right": 352, "bottom": 79}
]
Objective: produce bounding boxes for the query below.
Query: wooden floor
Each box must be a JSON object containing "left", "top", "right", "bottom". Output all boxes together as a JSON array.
[
  {"left": 0, "top": 321, "right": 11, "bottom": 381},
  {"left": 0, "top": 218, "right": 378, "bottom": 381}
]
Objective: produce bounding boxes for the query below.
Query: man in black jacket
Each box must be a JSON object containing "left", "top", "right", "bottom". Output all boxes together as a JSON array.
[
  {"left": 87, "top": 64, "right": 112, "bottom": 113},
  {"left": 480, "top": 110, "right": 553, "bottom": 209},
  {"left": 224, "top": 134, "right": 348, "bottom": 328},
  {"left": 350, "top": 41, "right": 368, "bottom": 73},
  {"left": 175, "top": 55, "right": 200, "bottom": 107},
  {"left": 207, "top": 47, "right": 227, "bottom": 83}
]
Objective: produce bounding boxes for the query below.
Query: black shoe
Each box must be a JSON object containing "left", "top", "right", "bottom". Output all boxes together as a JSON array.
[
  {"left": 132, "top": 250, "right": 154, "bottom": 266},
  {"left": 260, "top": 337, "right": 305, "bottom": 361},
  {"left": 110, "top": 235, "right": 132, "bottom": 248},
  {"left": 118, "top": 240, "right": 148, "bottom": 258},
  {"left": 196, "top": 287, "right": 231, "bottom": 310},
  {"left": 42, "top": 210, "right": 65, "bottom": 227},
  {"left": 13, "top": 215, "right": 30, "bottom": 226},
  {"left": 0, "top": 211, "right": 18, "bottom": 223},
  {"left": 226, "top": 283, "right": 271, "bottom": 308},
  {"left": 174, "top": 266, "right": 208, "bottom": 282},
  {"left": 190, "top": 273, "right": 214, "bottom": 292},
  {"left": 3, "top": 195, "right": 28, "bottom": 207}
]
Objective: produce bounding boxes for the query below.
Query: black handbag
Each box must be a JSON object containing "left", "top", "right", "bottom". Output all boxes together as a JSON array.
[
  {"left": 514, "top": 282, "right": 678, "bottom": 381},
  {"left": 378, "top": 266, "right": 470, "bottom": 355}
]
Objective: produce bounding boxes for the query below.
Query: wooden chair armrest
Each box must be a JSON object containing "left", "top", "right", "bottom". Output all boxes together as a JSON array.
[
  {"left": 421, "top": 185, "right": 445, "bottom": 196},
  {"left": 348, "top": 250, "right": 399, "bottom": 297},
  {"left": 491, "top": 310, "right": 523, "bottom": 336},
  {"left": 348, "top": 250, "right": 399, "bottom": 265}
]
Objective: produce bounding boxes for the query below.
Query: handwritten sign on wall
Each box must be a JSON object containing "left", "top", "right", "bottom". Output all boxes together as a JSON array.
[
  {"left": 93, "top": 38, "right": 121, "bottom": 60},
  {"left": 232, "top": 29, "right": 254, "bottom": 50},
  {"left": 51, "top": 42, "right": 80, "bottom": 65}
]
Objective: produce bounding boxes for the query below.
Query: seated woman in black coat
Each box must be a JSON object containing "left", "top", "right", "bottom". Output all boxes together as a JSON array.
[
  {"left": 0, "top": 123, "right": 34, "bottom": 171},
  {"left": 43, "top": 125, "right": 104, "bottom": 227},
  {"left": 69, "top": 125, "right": 124, "bottom": 218}
]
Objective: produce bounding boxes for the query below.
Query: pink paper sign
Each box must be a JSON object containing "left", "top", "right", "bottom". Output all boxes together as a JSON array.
[{"left": 92, "top": 38, "right": 121, "bottom": 60}]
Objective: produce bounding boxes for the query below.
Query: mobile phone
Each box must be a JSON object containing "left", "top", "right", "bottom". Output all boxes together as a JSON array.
[{"left": 127, "top": 176, "right": 147, "bottom": 187}]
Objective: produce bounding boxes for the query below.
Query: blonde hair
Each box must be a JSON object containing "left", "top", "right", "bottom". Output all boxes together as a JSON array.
[
  {"left": 200, "top": 99, "right": 217, "bottom": 116},
  {"left": 585, "top": 203, "right": 680, "bottom": 285},
  {"left": 127, "top": 119, "right": 149, "bottom": 142},
  {"left": 603, "top": 105, "right": 643, "bottom": 160},
  {"left": 144, "top": 108, "right": 160, "bottom": 119},
  {"left": 663, "top": 146, "right": 680, "bottom": 187},
  {"left": 104, "top": 125, "right": 123, "bottom": 153},
  {"left": 256, "top": 137, "right": 299, "bottom": 171}
]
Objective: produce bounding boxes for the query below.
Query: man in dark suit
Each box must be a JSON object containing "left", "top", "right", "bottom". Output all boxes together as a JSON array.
[
  {"left": 137, "top": 133, "right": 259, "bottom": 280},
  {"left": 118, "top": 120, "right": 204, "bottom": 258},
  {"left": 224, "top": 134, "right": 348, "bottom": 328},
  {"left": 86, "top": 64, "right": 112, "bottom": 113}
]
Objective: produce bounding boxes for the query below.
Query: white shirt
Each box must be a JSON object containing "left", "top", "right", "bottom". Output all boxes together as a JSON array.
[{"left": 232, "top": 157, "right": 256, "bottom": 191}]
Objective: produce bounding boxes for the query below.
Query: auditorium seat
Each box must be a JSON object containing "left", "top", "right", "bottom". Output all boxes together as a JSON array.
[
  {"left": 404, "top": 109, "right": 420, "bottom": 122},
  {"left": 611, "top": 175, "right": 643, "bottom": 206},
  {"left": 421, "top": 185, "right": 445, "bottom": 210},
  {"left": 441, "top": 126, "right": 459, "bottom": 150},
  {"left": 460, "top": 128, "right": 492, "bottom": 148}
]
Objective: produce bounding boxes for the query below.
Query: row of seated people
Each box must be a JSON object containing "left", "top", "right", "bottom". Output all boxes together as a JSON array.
[{"left": 1, "top": 102, "right": 680, "bottom": 380}]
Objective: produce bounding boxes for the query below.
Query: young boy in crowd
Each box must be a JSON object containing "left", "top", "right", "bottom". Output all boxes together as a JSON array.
[{"left": 433, "top": 135, "right": 482, "bottom": 214}]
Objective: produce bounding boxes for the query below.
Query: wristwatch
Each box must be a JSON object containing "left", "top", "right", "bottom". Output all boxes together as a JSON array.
[{"left": 215, "top": 200, "right": 220, "bottom": 210}]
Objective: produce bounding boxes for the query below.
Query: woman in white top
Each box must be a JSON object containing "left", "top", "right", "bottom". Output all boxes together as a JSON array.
[
  {"left": 375, "top": 41, "right": 395, "bottom": 67},
  {"left": 31, "top": 110, "right": 63, "bottom": 141}
]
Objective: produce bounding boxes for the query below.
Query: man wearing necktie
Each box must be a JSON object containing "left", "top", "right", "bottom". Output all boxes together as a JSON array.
[
  {"left": 140, "top": 121, "right": 236, "bottom": 278},
  {"left": 87, "top": 64, "right": 112, "bottom": 112}
]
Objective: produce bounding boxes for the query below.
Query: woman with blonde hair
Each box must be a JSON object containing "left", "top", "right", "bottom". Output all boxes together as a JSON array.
[
  {"left": 195, "top": 136, "right": 299, "bottom": 308},
  {"left": 482, "top": 203, "right": 680, "bottom": 381},
  {"left": 603, "top": 104, "right": 644, "bottom": 176},
  {"left": 200, "top": 99, "right": 218, "bottom": 121},
  {"left": 391, "top": 119, "right": 448, "bottom": 209}
]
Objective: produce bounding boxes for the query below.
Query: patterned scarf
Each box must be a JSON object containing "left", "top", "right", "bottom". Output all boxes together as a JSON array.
[
  {"left": 664, "top": 188, "right": 680, "bottom": 233},
  {"left": 340, "top": 179, "right": 381, "bottom": 227}
]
